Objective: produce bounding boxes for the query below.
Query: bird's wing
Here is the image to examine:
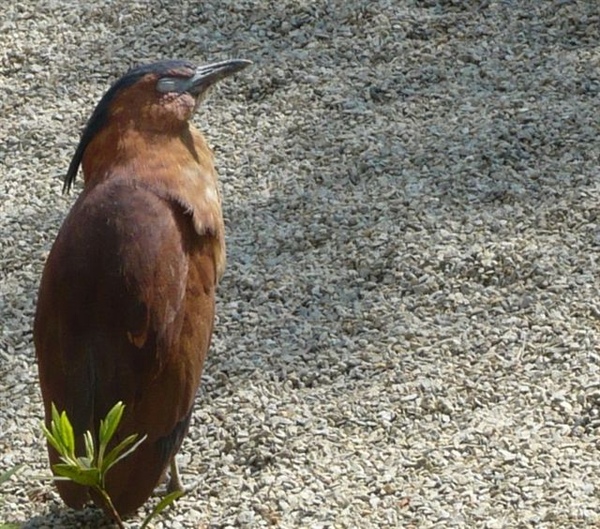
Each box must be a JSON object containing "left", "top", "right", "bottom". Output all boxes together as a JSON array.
[{"left": 34, "top": 177, "right": 216, "bottom": 442}]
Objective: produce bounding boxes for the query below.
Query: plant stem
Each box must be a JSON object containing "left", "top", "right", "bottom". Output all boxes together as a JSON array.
[{"left": 95, "top": 487, "right": 125, "bottom": 529}]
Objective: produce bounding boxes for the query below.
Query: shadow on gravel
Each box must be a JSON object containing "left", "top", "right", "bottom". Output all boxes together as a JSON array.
[
  {"left": 19, "top": 504, "right": 116, "bottom": 529},
  {"left": 0, "top": 198, "right": 66, "bottom": 363}
]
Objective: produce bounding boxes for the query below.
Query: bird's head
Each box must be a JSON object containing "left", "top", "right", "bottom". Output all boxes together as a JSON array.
[{"left": 64, "top": 59, "right": 251, "bottom": 192}]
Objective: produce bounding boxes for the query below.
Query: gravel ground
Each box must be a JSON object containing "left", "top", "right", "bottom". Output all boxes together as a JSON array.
[{"left": 1, "top": 1, "right": 600, "bottom": 527}]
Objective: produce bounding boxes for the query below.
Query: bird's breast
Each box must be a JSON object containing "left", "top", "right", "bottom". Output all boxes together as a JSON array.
[{"left": 82, "top": 126, "right": 227, "bottom": 280}]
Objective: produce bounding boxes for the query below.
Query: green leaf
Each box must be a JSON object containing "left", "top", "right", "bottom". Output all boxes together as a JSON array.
[
  {"left": 140, "top": 490, "right": 185, "bottom": 529},
  {"left": 41, "top": 422, "right": 62, "bottom": 454},
  {"left": 83, "top": 430, "right": 95, "bottom": 464},
  {"left": 0, "top": 464, "right": 23, "bottom": 486},
  {"left": 58, "top": 410, "right": 75, "bottom": 458},
  {"left": 101, "top": 433, "right": 145, "bottom": 474},
  {"left": 50, "top": 403, "right": 61, "bottom": 429},
  {"left": 76, "top": 456, "right": 94, "bottom": 469},
  {"left": 99, "top": 402, "right": 124, "bottom": 448},
  {"left": 57, "top": 454, "right": 79, "bottom": 468},
  {"left": 97, "top": 402, "right": 125, "bottom": 469},
  {"left": 42, "top": 422, "right": 77, "bottom": 467},
  {"left": 45, "top": 405, "right": 76, "bottom": 460},
  {"left": 105, "top": 433, "right": 138, "bottom": 460},
  {"left": 44, "top": 404, "right": 69, "bottom": 455},
  {"left": 52, "top": 464, "right": 100, "bottom": 487}
]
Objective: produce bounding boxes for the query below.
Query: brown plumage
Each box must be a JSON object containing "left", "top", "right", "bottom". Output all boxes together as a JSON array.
[{"left": 34, "top": 59, "right": 250, "bottom": 517}]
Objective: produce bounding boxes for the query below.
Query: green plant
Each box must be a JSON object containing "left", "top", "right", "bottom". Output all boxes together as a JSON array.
[
  {"left": 0, "top": 465, "right": 22, "bottom": 488},
  {"left": 0, "top": 464, "right": 23, "bottom": 529},
  {"left": 42, "top": 402, "right": 184, "bottom": 528}
]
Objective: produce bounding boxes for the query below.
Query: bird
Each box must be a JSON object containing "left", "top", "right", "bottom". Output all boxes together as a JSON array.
[{"left": 34, "top": 58, "right": 251, "bottom": 517}]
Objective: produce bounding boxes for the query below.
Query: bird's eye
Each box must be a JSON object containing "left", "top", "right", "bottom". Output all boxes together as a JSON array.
[{"left": 156, "top": 77, "right": 180, "bottom": 93}]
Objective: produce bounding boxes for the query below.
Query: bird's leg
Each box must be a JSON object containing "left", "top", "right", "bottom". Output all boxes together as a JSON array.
[
  {"left": 167, "top": 457, "right": 184, "bottom": 493},
  {"left": 166, "top": 455, "right": 202, "bottom": 495}
]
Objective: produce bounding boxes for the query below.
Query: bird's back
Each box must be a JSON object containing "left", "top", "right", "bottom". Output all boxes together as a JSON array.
[{"left": 34, "top": 176, "right": 218, "bottom": 514}]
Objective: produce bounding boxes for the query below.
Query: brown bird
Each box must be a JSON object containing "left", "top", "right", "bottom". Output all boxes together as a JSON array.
[{"left": 34, "top": 59, "right": 251, "bottom": 517}]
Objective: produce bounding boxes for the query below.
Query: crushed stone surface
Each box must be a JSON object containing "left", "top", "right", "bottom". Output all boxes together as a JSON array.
[{"left": 1, "top": 1, "right": 600, "bottom": 527}]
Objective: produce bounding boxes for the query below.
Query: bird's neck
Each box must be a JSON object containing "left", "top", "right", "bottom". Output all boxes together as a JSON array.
[
  {"left": 80, "top": 124, "right": 226, "bottom": 279},
  {"left": 81, "top": 125, "right": 213, "bottom": 184}
]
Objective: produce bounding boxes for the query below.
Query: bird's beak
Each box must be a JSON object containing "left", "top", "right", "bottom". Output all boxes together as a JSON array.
[{"left": 186, "top": 59, "right": 252, "bottom": 95}]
